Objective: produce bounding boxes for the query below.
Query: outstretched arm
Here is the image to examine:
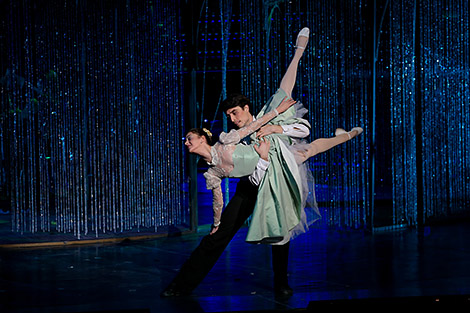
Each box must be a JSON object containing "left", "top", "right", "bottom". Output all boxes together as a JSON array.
[
  {"left": 203, "top": 170, "right": 223, "bottom": 234},
  {"left": 210, "top": 185, "right": 223, "bottom": 234},
  {"left": 225, "top": 97, "right": 296, "bottom": 143}
]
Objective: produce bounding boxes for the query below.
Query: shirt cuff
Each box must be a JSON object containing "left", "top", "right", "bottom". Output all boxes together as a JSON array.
[
  {"left": 257, "top": 157, "right": 270, "bottom": 170},
  {"left": 281, "top": 124, "right": 309, "bottom": 138}
]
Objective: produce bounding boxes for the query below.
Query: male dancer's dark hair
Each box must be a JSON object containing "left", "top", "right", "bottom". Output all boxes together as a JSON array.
[{"left": 222, "top": 93, "right": 253, "bottom": 113}]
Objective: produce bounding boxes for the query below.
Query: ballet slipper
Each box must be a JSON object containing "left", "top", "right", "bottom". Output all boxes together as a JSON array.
[
  {"left": 335, "top": 127, "right": 363, "bottom": 139},
  {"left": 295, "top": 27, "right": 310, "bottom": 50}
]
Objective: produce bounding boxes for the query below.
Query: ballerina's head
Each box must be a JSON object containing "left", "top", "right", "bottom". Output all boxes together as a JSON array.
[{"left": 184, "top": 128, "right": 213, "bottom": 155}]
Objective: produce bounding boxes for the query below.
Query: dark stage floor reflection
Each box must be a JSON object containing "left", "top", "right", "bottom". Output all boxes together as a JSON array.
[{"left": 1, "top": 221, "right": 470, "bottom": 313}]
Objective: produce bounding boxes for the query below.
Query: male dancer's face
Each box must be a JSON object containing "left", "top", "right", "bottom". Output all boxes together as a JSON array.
[{"left": 225, "top": 105, "right": 253, "bottom": 129}]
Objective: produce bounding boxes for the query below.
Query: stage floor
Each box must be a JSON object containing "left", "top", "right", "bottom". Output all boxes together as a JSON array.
[{"left": 1, "top": 221, "right": 470, "bottom": 312}]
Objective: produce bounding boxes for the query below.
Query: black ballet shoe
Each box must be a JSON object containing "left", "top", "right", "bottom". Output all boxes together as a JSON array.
[
  {"left": 160, "top": 282, "right": 190, "bottom": 298},
  {"left": 274, "top": 283, "right": 294, "bottom": 297}
]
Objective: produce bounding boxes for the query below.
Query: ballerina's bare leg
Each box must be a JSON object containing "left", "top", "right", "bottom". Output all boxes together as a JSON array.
[
  {"left": 280, "top": 27, "right": 309, "bottom": 98},
  {"left": 296, "top": 127, "right": 363, "bottom": 163},
  {"left": 275, "top": 28, "right": 363, "bottom": 163}
]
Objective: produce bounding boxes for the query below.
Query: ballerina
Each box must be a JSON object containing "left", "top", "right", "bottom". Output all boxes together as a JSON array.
[{"left": 185, "top": 110, "right": 362, "bottom": 240}]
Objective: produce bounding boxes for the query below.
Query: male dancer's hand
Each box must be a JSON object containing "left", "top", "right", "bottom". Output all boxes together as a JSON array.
[{"left": 254, "top": 137, "right": 271, "bottom": 161}]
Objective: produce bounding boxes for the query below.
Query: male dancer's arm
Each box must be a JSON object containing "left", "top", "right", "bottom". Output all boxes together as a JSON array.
[
  {"left": 256, "top": 123, "right": 309, "bottom": 139},
  {"left": 250, "top": 139, "right": 270, "bottom": 185},
  {"left": 249, "top": 123, "right": 310, "bottom": 185}
]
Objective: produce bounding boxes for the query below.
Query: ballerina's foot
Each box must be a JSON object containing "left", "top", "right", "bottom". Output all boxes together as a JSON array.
[
  {"left": 295, "top": 27, "right": 309, "bottom": 50},
  {"left": 335, "top": 127, "right": 363, "bottom": 140}
]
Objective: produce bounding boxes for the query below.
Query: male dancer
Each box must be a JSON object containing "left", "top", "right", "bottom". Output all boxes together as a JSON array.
[
  {"left": 160, "top": 27, "right": 310, "bottom": 298},
  {"left": 160, "top": 98, "right": 309, "bottom": 298}
]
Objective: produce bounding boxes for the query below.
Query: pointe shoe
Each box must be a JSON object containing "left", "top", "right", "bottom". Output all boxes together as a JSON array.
[
  {"left": 295, "top": 27, "right": 310, "bottom": 50},
  {"left": 335, "top": 127, "right": 363, "bottom": 139}
]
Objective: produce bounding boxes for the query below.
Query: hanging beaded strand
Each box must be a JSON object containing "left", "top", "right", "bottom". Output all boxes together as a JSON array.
[{"left": 4, "top": 0, "right": 186, "bottom": 238}]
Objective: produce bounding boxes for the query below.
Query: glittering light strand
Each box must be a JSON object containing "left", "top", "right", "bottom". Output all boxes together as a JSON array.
[
  {"left": 389, "top": 0, "right": 470, "bottom": 226},
  {"left": 2, "top": 0, "right": 187, "bottom": 238}
]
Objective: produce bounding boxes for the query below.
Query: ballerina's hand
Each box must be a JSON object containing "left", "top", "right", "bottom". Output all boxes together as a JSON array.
[
  {"left": 210, "top": 225, "right": 219, "bottom": 235},
  {"left": 276, "top": 96, "right": 296, "bottom": 114}
]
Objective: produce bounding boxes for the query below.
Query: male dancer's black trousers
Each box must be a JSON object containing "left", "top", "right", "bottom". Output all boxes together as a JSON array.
[{"left": 169, "top": 179, "right": 290, "bottom": 294}]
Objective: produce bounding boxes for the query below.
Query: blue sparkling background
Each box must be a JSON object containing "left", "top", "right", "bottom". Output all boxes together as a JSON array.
[{"left": 0, "top": 0, "right": 469, "bottom": 239}]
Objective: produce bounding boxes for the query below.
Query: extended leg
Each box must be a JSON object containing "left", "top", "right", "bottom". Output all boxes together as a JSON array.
[
  {"left": 280, "top": 28, "right": 309, "bottom": 97},
  {"left": 297, "top": 127, "right": 363, "bottom": 163}
]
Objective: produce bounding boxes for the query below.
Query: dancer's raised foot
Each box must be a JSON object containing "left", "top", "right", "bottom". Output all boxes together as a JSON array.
[
  {"left": 295, "top": 27, "right": 309, "bottom": 50},
  {"left": 335, "top": 127, "right": 363, "bottom": 140}
]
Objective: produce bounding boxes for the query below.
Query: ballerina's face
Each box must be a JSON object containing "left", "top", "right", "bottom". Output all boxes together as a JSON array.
[
  {"left": 225, "top": 105, "right": 252, "bottom": 128},
  {"left": 184, "top": 132, "right": 205, "bottom": 154}
]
